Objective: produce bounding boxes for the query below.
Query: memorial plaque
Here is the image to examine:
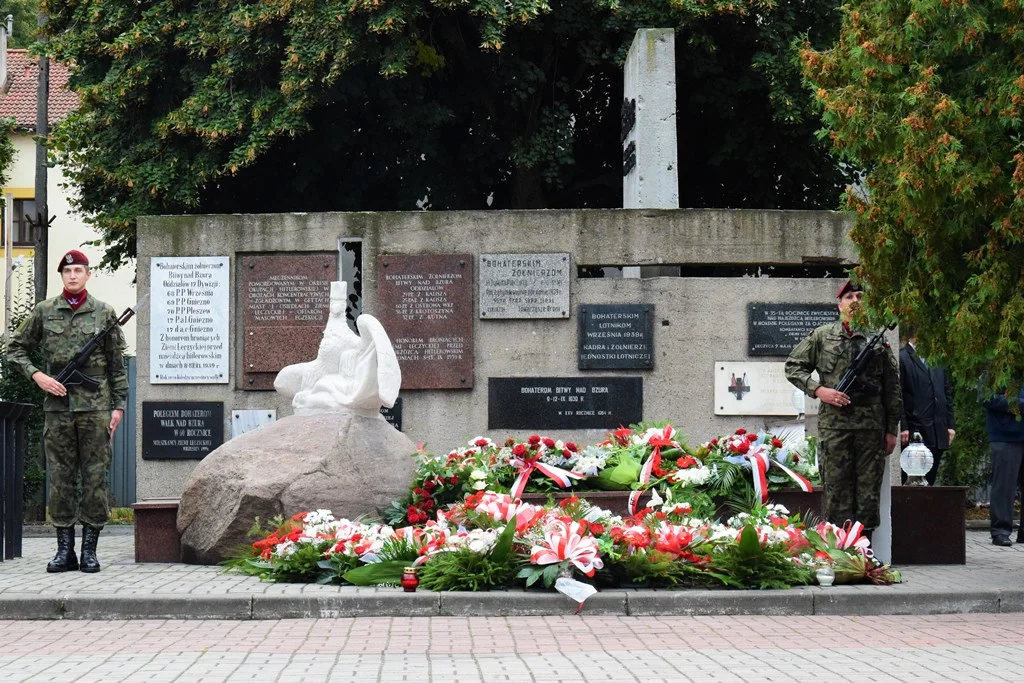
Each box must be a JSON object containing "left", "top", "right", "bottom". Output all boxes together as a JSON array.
[
  {"left": 488, "top": 377, "right": 643, "bottom": 430},
  {"left": 377, "top": 254, "right": 473, "bottom": 389},
  {"left": 578, "top": 304, "right": 654, "bottom": 369},
  {"left": 380, "top": 397, "right": 403, "bottom": 431},
  {"left": 240, "top": 252, "right": 337, "bottom": 390},
  {"left": 142, "top": 401, "right": 224, "bottom": 460},
  {"left": 231, "top": 409, "right": 277, "bottom": 439},
  {"left": 748, "top": 303, "right": 837, "bottom": 356},
  {"left": 714, "top": 362, "right": 804, "bottom": 416},
  {"left": 479, "top": 253, "right": 570, "bottom": 318},
  {"left": 151, "top": 256, "right": 229, "bottom": 384}
]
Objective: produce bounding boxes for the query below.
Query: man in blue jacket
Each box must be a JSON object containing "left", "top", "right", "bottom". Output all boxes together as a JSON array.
[{"left": 981, "top": 387, "right": 1024, "bottom": 546}]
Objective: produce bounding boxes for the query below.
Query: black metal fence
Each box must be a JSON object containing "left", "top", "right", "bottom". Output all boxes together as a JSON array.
[{"left": 0, "top": 401, "right": 33, "bottom": 560}]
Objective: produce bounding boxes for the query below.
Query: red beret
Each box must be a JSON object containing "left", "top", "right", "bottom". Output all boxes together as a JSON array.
[
  {"left": 836, "top": 279, "right": 863, "bottom": 299},
  {"left": 57, "top": 249, "right": 90, "bottom": 272}
]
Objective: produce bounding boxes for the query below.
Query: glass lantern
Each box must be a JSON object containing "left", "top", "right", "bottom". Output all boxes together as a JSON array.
[{"left": 899, "top": 432, "right": 933, "bottom": 486}]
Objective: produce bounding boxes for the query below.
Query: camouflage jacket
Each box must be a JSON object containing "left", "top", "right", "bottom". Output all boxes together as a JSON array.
[
  {"left": 8, "top": 294, "right": 128, "bottom": 413},
  {"left": 785, "top": 320, "right": 901, "bottom": 433}
]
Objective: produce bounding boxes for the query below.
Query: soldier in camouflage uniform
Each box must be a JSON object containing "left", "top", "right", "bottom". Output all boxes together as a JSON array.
[
  {"left": 785, "top": 281, "right": 901, "bottom": 535},
  {"left": 8, "top": 250, "right": 128, "bottom": 573}
]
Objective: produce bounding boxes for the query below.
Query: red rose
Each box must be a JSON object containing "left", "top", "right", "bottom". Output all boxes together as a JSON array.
[
  {"left": 565, "top": 442, "right": 579, "bottom": 452},
  {"left": 735, "top": 428, "right": 747, "bottom": 435},
  {"left": 474, "top": 438, "right": 490, "bottom": 447},
  {"left": 793, "top": 454, "right": 800, "bottom": 462},
  {"left": 747, "top": 433, "right": 759, "bottom": 442},
  {"left": 709, "top": 437, "right": 719, "bottom": 446},
  {"left": 542, "top": 437, "right": 556, "bottom": 448},
  {"left": 590, "top": 523, "right": 605, "bottom": 535},
  {"left": 771, "top": 437, "right": 784, "bottom": 448},
  {"left": 406, "top": 505, "right": 419, "bottom": 519},
  {"left": 512, "top": 443, "right": 528, "bottom": 457},
  {"left": 558, "top": 495, "right": 580, "bottom": 509},
  {"left": 504, "top": 438, "right": 516, "bottom": 447},
  {"left": 420, "top": 498, "right": 434, "bottom": 511},
  {"left": 423, "top": 479, "right": 436, "bottom": 491},
  {"left": 733, "top": 440, "right": 750, "bottom": 454},
  {"left": 528, "top": 434, "right": 541, "bottom": 445}
]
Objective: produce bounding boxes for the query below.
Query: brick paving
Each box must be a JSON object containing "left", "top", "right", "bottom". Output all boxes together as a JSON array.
[{"left": 1, "top": 614, "right": 1024, "bottom": 681}]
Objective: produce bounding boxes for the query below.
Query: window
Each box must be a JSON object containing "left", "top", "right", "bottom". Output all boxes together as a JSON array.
[{"left": 1, "top": 198, "right": 39, "bottom": 246}]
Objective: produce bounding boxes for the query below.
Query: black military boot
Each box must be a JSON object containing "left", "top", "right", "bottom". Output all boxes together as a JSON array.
[
  {"left": 80, "top": 525, "right": 102, "bottom": 573},
  {"left": 46, "top": 527, "right": 79, "bottom": 573}
]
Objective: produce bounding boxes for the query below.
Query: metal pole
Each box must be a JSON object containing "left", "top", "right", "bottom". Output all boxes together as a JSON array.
[
  {"left": 3, "top": 192, "right": 13, "bottom": 346},
  {"left": 33, "top": 11, "right": 48, "bottom": 303}
]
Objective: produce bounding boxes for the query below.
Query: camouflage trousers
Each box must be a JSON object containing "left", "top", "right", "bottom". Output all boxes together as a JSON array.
[
  {"left": 43, "top": 411, "right": 111, "bottom": 528},
  {"left": 817, "top": 428, "right": 887, "bottom": 530}
]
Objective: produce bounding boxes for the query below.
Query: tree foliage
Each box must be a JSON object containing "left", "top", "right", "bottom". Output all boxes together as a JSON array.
[
  {"left": 1, "top": 0, "right": 39, "bottom": 48},
  {"left": 801, "top": 2, "right": 1024, "bottom": 388},
  {"left": 42, "top": 0, "right": 845, "bottom": 270}
]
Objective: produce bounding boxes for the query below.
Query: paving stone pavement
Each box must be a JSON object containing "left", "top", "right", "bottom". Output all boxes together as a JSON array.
[
  {"left": 1, "top": 529, "right": 1023, "bottom": 620},
  {"left": 1, "top": 613, "right": 1024, "bottom": 682}
]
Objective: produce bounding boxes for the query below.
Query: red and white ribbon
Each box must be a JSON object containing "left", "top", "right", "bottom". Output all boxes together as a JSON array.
[
  {"left": 510, "top": 456, "right": 584, "bottom": 500},
  {"left": 769, "top": 460, "right": 813, "bottom": 493}
]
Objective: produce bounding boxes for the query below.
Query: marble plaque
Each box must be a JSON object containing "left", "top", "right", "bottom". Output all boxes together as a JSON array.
[
  {"left": 231, "top": 409, "right": 277, "bottom": 439},
  {"left": 377, "top": 253, "right": 474, "bottom": 389},
  {"left": 240, "top": 252, "right": 337, "bottom": 390},
  {"left": 714, "top": 361, "right": 805, "bottom": 416},
  {"left": 142, "top": 401, "right": 224, "bottom": 460},
  {"left": 150, "top": 256, "right": 230, "bottom": 384},
  {"left": 578, "top": 304, "right": 654, "bottom": 369},
  {"left": 488, "top": 377, "right": 643, "bottom": 430},
  {"left": 479, "top": 253, "right": 570, "bottom": 318},
  {"left": 748, "top": 303, "right": 837, "bottom": 356}
]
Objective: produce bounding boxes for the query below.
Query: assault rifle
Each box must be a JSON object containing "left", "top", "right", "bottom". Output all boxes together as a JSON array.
[
  {"left": 54, "top": 294, "right": 149, "bottom": 394},
  {"left": 834, "top": 322, "right": 897, "bottom": 395}
]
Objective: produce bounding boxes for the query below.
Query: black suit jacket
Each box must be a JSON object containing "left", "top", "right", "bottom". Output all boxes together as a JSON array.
[{"left": 899, "top": 344, "right": 955, "bottom": 450}]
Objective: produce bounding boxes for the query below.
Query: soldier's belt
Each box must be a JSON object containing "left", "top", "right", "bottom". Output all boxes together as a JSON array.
[{"left": 50, "top": 366, "right": 103, "bottom": 376}]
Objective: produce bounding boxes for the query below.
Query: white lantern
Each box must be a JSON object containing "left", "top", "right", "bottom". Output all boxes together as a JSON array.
[{"left": 899, "top": 432, "right": 933, "bottom": 486}]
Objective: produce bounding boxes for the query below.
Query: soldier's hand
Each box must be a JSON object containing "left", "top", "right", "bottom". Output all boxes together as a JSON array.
[
  {"left": 948, "top": 429, "right": 956, "bottom": 445},
  {"left": 32, "top": 372, "right": 67, "bottom": 397},
  {"left": 885, "top": 433, "right": 897, "bottom": 453},
  {"left": 814, "top": 386, "right": 851, "bottom": 408},
  {"left": 109, "top": 409, "right": 124, "bottom": 436},
  {"left": 900, "top": 430, "right": 910, "bottom": 447}
]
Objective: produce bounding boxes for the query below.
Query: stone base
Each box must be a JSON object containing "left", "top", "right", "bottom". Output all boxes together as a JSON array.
[
  {"left": 133, "top": 499, "right": 181, "bottom": 563},
  {"left": 891, "top": 486, "right": 967, "bottom": 565}
]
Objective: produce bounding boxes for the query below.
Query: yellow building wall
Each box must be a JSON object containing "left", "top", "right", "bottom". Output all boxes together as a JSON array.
[{"left": 3, "top": 133, "right": 137, "bottom": 353}]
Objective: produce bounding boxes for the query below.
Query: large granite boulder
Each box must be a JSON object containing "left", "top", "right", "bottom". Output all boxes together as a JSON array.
[{"left": 177, "top": 411, "right": 417, "bottom": 564}]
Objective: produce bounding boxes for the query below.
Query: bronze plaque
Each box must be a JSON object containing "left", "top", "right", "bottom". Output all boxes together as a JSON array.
[
  {"left": 377, "top": 253, "right": 474, "bottom": 389},
  {"left": 239, "top": 252, "right": 337, "bottom": 390}
]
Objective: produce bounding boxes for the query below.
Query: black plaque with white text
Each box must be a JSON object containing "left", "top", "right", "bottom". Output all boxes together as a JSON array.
[
  {"left": 380, "top": 397, "right": 403, "bottom": 432},
  {"left": 488, "top": 377, "right": 643, "bottom": 430},
  {"left": 748, "top": 303, "right": 837, "bottom": 356},
  {"left": 578, "top": 304, "right": 654, "bottom": 369},
  {"left": 142, "top": 401, "right": 224, "bottom": 460}
]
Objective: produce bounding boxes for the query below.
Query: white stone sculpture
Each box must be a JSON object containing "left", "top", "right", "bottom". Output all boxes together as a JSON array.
[{"left": 274, "top": 281, "right": 401, "bottom": 416}]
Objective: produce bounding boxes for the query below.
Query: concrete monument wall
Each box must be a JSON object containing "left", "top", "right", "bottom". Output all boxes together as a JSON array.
[{"left": 136, "top": 208, "right": 855, "bottom": 499}]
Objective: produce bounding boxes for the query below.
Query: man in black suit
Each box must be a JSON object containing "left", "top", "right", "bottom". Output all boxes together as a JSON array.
[{"left": 899, "top": 326, "right": 955, "bottom": 485}]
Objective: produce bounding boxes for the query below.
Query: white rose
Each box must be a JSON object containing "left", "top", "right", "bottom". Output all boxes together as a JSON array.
[{"left": 472, "top": 481, "right": 487, "bottom": 490}]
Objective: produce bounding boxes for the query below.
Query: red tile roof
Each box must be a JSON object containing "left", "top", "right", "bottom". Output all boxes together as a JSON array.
[{"left": 0, "top": 49, "right": 78, "bottom": 129}]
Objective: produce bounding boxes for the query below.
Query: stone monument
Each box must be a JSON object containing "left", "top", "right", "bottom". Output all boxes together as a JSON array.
[{"left": 177, "top": 282, "right": 417, "bottom": 564}]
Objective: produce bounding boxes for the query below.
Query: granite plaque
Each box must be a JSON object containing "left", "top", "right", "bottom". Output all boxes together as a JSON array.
[
  {"left": 150, "top": 256, "right": 229, "bottom": 384},
  {"left": 380, "top": 397, "right": 403, "bottom": 431},
  {"left": 377, "top": 253, "right": 473, "bottom": 389},
  {"left": 748, "top": 303, "right": 837, "bottom": 356},
  {"left": 142, "top": 401, "right": 224, "bottom": 460},
  {"left": 578, "top": 304, "right": 654, "bottom": 369},
  {"left": 240, "top": 252, "right": 337, "bottom": 390},
  {"left": 488, "top": 377, "right": 643, "bottom": 430},
  {"left": 479, "top": 253, "right": 570, "bottom": 318},
  {"left": 714, "top": 362, "right": 804, "bottom": 416}
]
